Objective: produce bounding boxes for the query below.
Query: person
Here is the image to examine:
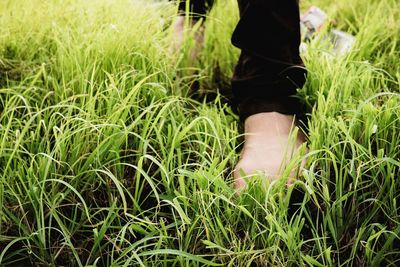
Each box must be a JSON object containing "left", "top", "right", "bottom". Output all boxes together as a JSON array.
[{"left": 173, "top": 0, "right": 307, "bottom": 190}]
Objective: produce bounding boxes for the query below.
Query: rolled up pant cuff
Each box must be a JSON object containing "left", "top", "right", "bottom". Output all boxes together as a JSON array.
[
  {"left": 237, "top": 95, "right": 303, "bottom": 122},
  {"left": 177, "top": 0, "right": 213, "bottom": 19}
]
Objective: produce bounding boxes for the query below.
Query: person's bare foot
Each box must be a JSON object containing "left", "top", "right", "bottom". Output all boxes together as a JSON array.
[
  {"left": 233, "top": 112, "right": 306, "bottom": 190},
  {"left": 171, "top": 15, "right": 204, "bottom": 60}
]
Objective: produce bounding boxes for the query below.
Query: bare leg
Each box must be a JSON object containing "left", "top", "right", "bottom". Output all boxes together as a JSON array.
[
  {"left": 233, "top": 112, "right": 306, "bottom": 190},
  {"left": 171, "top": 15, "right": 204, "bottom": 60}
]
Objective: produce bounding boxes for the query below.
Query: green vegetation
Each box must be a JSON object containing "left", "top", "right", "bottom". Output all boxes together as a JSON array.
[{"left": 0, "top": 0, "right": 399, "bottom": 266}]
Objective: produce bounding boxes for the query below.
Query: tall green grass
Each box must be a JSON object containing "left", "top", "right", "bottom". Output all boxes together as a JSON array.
[{"left": 0, "top": 0, "right": 399, "bottom": 266}]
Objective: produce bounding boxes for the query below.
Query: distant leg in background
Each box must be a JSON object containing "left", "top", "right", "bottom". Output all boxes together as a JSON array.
[{"left": 172, "top": 0, "right": 214, "bottom": 59}]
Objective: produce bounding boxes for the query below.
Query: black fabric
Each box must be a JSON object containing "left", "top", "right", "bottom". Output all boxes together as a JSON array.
[
  {"left": 177, "top": 0, "right": 214, "bottom": 19},
  {"left": 176, "top": 0, "right": 307, "bottom": 121}
]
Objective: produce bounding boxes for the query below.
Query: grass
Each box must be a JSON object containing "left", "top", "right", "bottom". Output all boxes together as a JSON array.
[{"left": 0, "top": 0, "right": 399, "bottom": 266}]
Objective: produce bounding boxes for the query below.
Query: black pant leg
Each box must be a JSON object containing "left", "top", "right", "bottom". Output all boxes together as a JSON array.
[
  {"left": 231, "top": 0, "right": 307, "bottom": 121},
  {"left": 177, "top": 0, "right": 214, "bottom": 19}
]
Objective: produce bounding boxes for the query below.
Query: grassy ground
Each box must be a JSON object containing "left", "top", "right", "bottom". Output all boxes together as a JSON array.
[{"left": 0, "top": 0, "right": 399, "bottom": 266}]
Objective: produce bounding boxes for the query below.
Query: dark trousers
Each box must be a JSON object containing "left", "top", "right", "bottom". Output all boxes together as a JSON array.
[{"left": 178, "top": 0, "right": 307, "bottom": 121}]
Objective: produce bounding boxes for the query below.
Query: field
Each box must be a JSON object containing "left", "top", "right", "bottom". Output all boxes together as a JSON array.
[{"left": 0, "top": 0, "right": 399, "bottom": 266}]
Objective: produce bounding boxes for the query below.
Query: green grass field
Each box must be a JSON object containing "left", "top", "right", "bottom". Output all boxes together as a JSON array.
[{"left": 0, "top": 0, "right": 399, "bottom": 266}]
